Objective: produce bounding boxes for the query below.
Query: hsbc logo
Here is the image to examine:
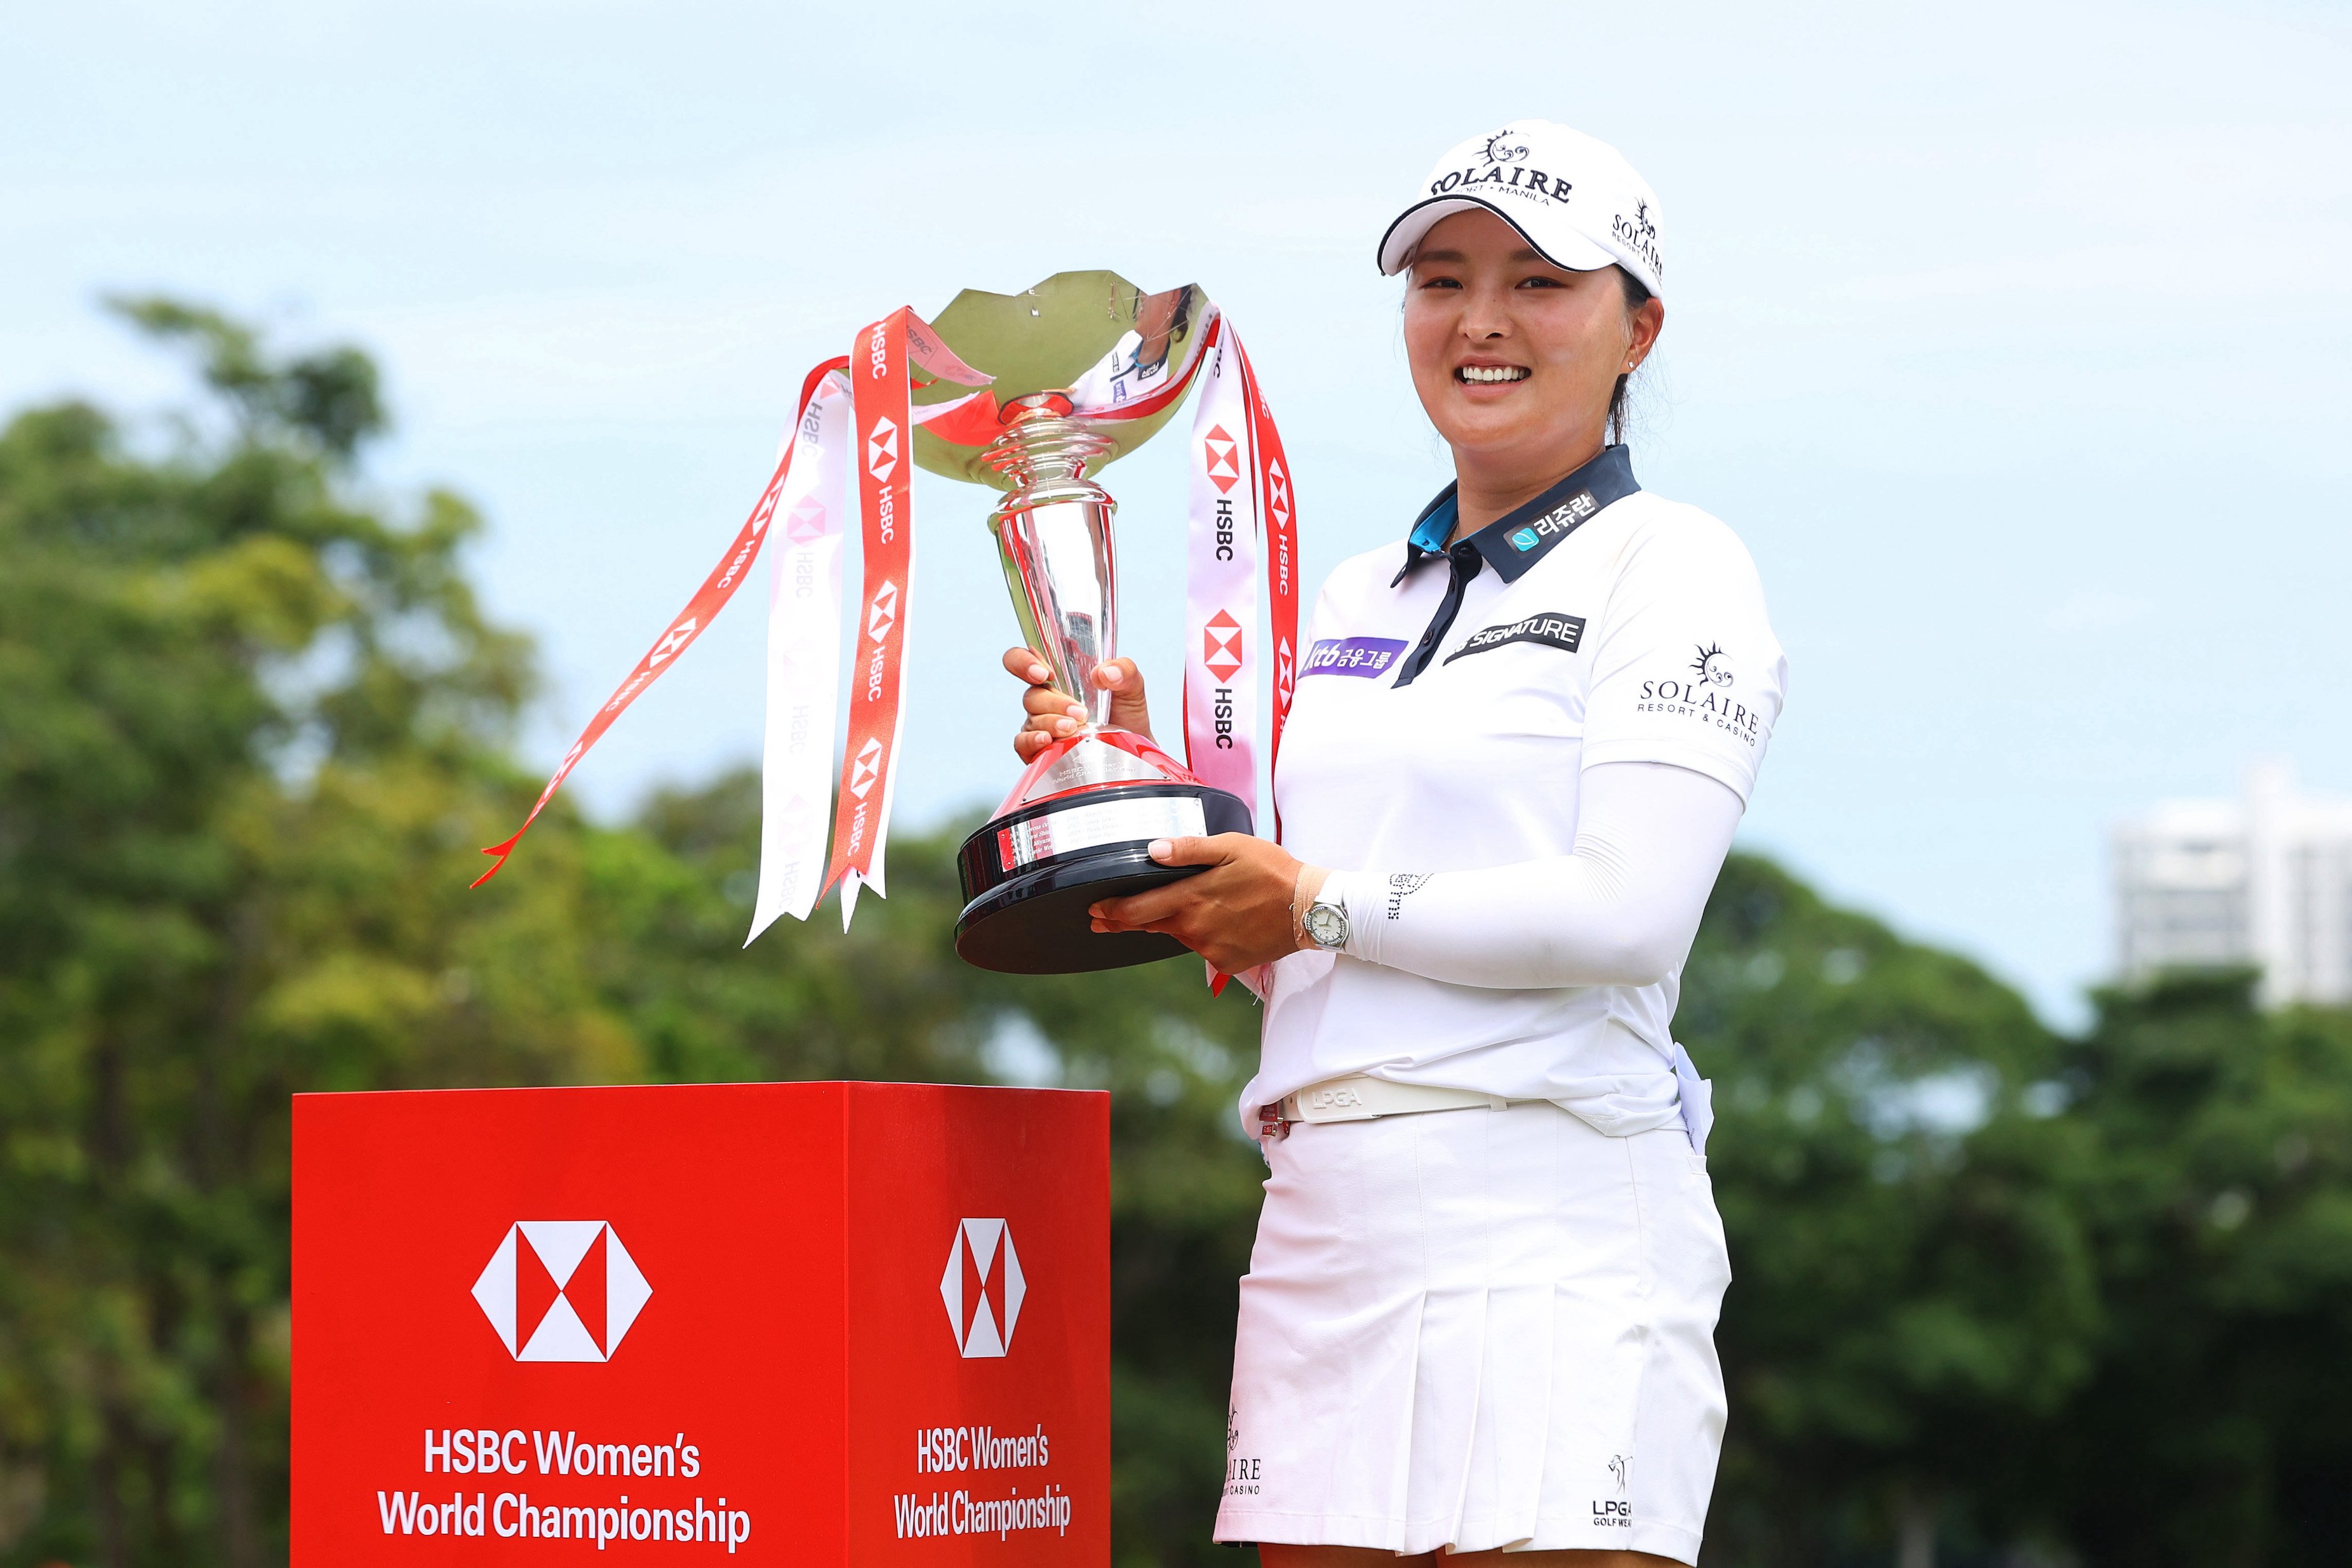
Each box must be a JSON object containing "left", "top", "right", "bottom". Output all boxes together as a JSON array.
[
  {"left": 1203, "top": 610, "right": 1244, "bottom": 683},
  {"left": 866, "top": 417, "right": 900, "bottom": 484},
  {"left": 939, "top": 1219, "right": 1026, "bottom": 1359},
  {"left": 847, "top": 735, "right": 885, "bottom": 799},
  {"left": 784, "top": 498, "right": 828, "bottom": 545},
  {"left": 1266, "top": 457, "right": 1292, "bottom": 532},
  {"left": 471, "top": 1221, "right": 651, "bottom": 1364},
  {"left": 1202, "top": 424, "right": 1241, "bottom": 495},
  {"left": 867, "top": 580, "right": 899, "bottom": 642},
  {"left": 646, "top": 616, "right": 698, "bottom": 668}
]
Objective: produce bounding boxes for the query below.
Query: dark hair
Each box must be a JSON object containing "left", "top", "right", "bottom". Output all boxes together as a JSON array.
[{"left": 1607, "top": 266, "right": 1652, "bottom": 446}]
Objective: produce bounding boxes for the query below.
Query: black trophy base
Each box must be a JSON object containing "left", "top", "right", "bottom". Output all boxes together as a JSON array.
[{"left": 954, "top": 782, "right": 1253, "bottom": 974}]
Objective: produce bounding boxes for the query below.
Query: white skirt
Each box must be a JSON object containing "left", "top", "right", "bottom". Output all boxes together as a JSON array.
[{"left": 1214, "top": 1101, "right": 1730, "bottom": 1564}]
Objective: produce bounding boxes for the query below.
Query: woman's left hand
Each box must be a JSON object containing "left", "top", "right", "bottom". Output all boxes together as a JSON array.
[{"left": 1088, "top": 835, "right": 1325, "bottom": 974}]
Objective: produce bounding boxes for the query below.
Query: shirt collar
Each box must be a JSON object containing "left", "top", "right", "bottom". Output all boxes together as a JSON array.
[{"left": 1392, "top": 444, "right": 1641, "bottom": 586}]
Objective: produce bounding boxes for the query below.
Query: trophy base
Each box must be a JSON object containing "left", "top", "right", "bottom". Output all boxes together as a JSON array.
[{"left": 955, "top": 781, "right": 1254, "bottom": 974}]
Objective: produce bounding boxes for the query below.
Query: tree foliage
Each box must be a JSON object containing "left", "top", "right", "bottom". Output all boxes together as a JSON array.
[{"left": 2, "top": 309, "right": 2348, "bottom": 1568}]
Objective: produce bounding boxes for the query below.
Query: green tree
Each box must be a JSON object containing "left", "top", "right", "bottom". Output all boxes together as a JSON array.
[
  {"left": 1685, "top": 855, "right": 2099, "bottom": 1566},
  {"left": 2049, "top": 974, "right": 2352, "bottom": 1566},
  {"left": 0, "top": 300, "right": 643, "bottom": 1567}
]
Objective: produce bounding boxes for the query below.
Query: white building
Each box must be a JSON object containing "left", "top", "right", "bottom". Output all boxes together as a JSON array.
[{"left": 2113, "top": 761, "right": 2352, "bottom": 1007}]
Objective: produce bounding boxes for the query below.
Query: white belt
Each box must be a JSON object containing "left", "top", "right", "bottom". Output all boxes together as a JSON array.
[{"left": 1266, "top": 1074, "right": 1516, "bottom": 1135}]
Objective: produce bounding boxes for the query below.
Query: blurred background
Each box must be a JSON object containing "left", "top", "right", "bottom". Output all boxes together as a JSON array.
[{"left": 3, "top": 2, "right": 2348, "bottom": 1565}]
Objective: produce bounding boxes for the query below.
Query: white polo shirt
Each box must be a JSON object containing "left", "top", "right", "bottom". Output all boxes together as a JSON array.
[{"left": 1246, "top": 445, "right": 1786, "bottom": 1135}]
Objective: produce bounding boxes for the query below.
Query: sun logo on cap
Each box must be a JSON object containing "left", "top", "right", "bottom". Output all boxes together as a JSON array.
[
  {"left": 1480, "top": 131, "right": 1530, "bottom": 166},
  {"left": 1629, "top": 201, "right": 1657, "bottom": 243}
]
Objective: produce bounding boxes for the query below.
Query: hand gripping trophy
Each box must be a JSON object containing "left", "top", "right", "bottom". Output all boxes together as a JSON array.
[{"left": 472, "top": 273, "right": 1300, "bottom": 976}]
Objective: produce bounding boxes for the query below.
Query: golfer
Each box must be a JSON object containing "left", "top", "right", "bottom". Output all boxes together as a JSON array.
[{"left": 1004, "top": 121, "right": 1784, "bottom": 1566}]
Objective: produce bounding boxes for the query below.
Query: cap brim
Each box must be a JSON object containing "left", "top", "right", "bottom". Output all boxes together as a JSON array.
[{"left": 1375, "top": 194, "right": 1620, "bottom": 277}]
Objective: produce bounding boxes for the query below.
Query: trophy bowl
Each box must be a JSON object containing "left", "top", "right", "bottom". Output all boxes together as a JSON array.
[{"left": 913, "top": 272, "right": 1253, "bottom": 974}]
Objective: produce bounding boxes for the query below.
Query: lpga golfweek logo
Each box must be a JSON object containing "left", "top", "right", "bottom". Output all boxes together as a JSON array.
[{"left": 1594, "top": 1454, "right": 1633, "bottom": 1529}]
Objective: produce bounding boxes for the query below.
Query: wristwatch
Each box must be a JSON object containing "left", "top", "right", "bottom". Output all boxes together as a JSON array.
[{"left": 1301, "top": 887, "right": 1351, "bottom": 952}]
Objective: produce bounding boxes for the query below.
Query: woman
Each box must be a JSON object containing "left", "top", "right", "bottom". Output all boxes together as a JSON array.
[{"left": 1003, "top": 121, "right": 1784, "bottom": 1566}]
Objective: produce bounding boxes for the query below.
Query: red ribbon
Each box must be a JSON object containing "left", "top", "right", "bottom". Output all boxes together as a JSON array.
[{"left": 472, "top": 357, "right": 848, "bottom": 887}]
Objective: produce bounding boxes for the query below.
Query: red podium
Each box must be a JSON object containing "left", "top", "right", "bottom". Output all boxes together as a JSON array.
[{"left": 293, "top": 1082, "right": 1109, "bottom": 1564}]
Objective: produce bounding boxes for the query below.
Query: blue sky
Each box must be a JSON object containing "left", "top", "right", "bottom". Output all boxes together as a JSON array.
[{"left": 5, "top": 0, "right": 2347, "bottom": 1025}]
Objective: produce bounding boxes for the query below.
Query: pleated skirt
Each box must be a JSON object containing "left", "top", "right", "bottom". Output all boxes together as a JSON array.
[{"left": 1213, "top": 1100, "right": 1730, "bottom": 1564}]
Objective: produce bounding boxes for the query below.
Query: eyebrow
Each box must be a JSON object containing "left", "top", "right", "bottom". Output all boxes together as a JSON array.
[{"left": 1413, "top": 248, "right": 1554, "bottom": 267}]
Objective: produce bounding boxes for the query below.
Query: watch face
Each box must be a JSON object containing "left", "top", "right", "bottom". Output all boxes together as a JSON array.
[{"left": 1305, "top": 903, "right": 1347, "bottom": 948}]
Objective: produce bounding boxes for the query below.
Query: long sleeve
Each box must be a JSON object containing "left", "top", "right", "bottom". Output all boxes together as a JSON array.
[{"left": 1328, "top": 759, "right": 1742, "bottom": 990}]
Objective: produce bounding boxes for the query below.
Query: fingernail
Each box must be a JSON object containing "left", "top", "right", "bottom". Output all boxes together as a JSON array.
[
  {"left": 1065, "top": 703, "right": 1085, "bottom": 719},
  {"left": 1149, "top": 839, "right": 1172, "bottom": 859},
  {"left": 1056, "top": 718, "right": 1075, "bottom": 734},
  {"left": 1028, "top": 664, "right": 1050, "bottom": 682}
]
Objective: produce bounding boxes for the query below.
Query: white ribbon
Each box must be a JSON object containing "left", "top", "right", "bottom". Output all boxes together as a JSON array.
[
  {"left": 747, "top": 368, "right": 853, "bottom": 941},
  {"left": 1180, "top": 321, "right": 1261, "bottom": 818}
]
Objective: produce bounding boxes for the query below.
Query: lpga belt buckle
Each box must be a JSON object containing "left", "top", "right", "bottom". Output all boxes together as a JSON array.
[{"left": 1288, "top": 1082, "right": 1380, "bottom": 1123}]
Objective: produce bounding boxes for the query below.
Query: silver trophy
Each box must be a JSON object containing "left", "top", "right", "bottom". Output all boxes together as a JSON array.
[{"left": 911, "top": 272, "right": 1252, "bottom": 973}]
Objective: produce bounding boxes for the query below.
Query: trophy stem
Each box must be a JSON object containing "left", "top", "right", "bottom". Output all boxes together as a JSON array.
[{"left": 984, "top": 411, "right": 1120, "bottom": 728}]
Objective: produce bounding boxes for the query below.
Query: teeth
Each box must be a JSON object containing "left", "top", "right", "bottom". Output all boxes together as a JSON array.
[{"left": 1459, "top": 366, "right": 1529, "bottom": 383}]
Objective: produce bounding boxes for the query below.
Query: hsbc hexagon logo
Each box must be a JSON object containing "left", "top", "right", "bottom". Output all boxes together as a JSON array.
[
  {"left": 784, "top": 497, "right": 829, "bottom": 545},
  {"left": 865, "top": 417, "right": 900, "bottom": 484},
  {"left": 939, "top": 1218, "right": 1026, "bottom": 1359},
  {"left": 1203, "top": 610, "right": 1245, "bottom": 683},
  {"left": 847, "top": 735, "right": 885, "bottom": 800},
  {"left": 867, "top": 580, "right": 899, "bottom": 643},
  {"left": 1202, "top": 424, "right": 1241, "bottom": 495},
  {"left": 471, "top": 1221, "right": 651, "bottom": 1363}
]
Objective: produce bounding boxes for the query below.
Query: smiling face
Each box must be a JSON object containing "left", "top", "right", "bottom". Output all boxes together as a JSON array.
[{"left": 1402, "top": 208, "right": 1664, "bottom": 496}]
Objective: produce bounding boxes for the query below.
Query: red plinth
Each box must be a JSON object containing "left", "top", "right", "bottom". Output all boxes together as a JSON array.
[{"left": 293, "top": 1082, "right": 1110, "bottom": 1564}]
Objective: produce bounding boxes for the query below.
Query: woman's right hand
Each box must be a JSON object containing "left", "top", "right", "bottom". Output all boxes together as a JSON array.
[{"left": 1003, "top": 648, "right": 1155, "bottom": 764}]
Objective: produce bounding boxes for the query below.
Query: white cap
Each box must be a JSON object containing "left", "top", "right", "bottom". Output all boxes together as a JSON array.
[{"left": 1376, "top": 121, "right": 1664, "bottom": 297}]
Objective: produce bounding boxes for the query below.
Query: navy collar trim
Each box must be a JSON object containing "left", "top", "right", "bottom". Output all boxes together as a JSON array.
[{"left": 1392, "top": 444, "right": 1640, "bottom": 586}]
